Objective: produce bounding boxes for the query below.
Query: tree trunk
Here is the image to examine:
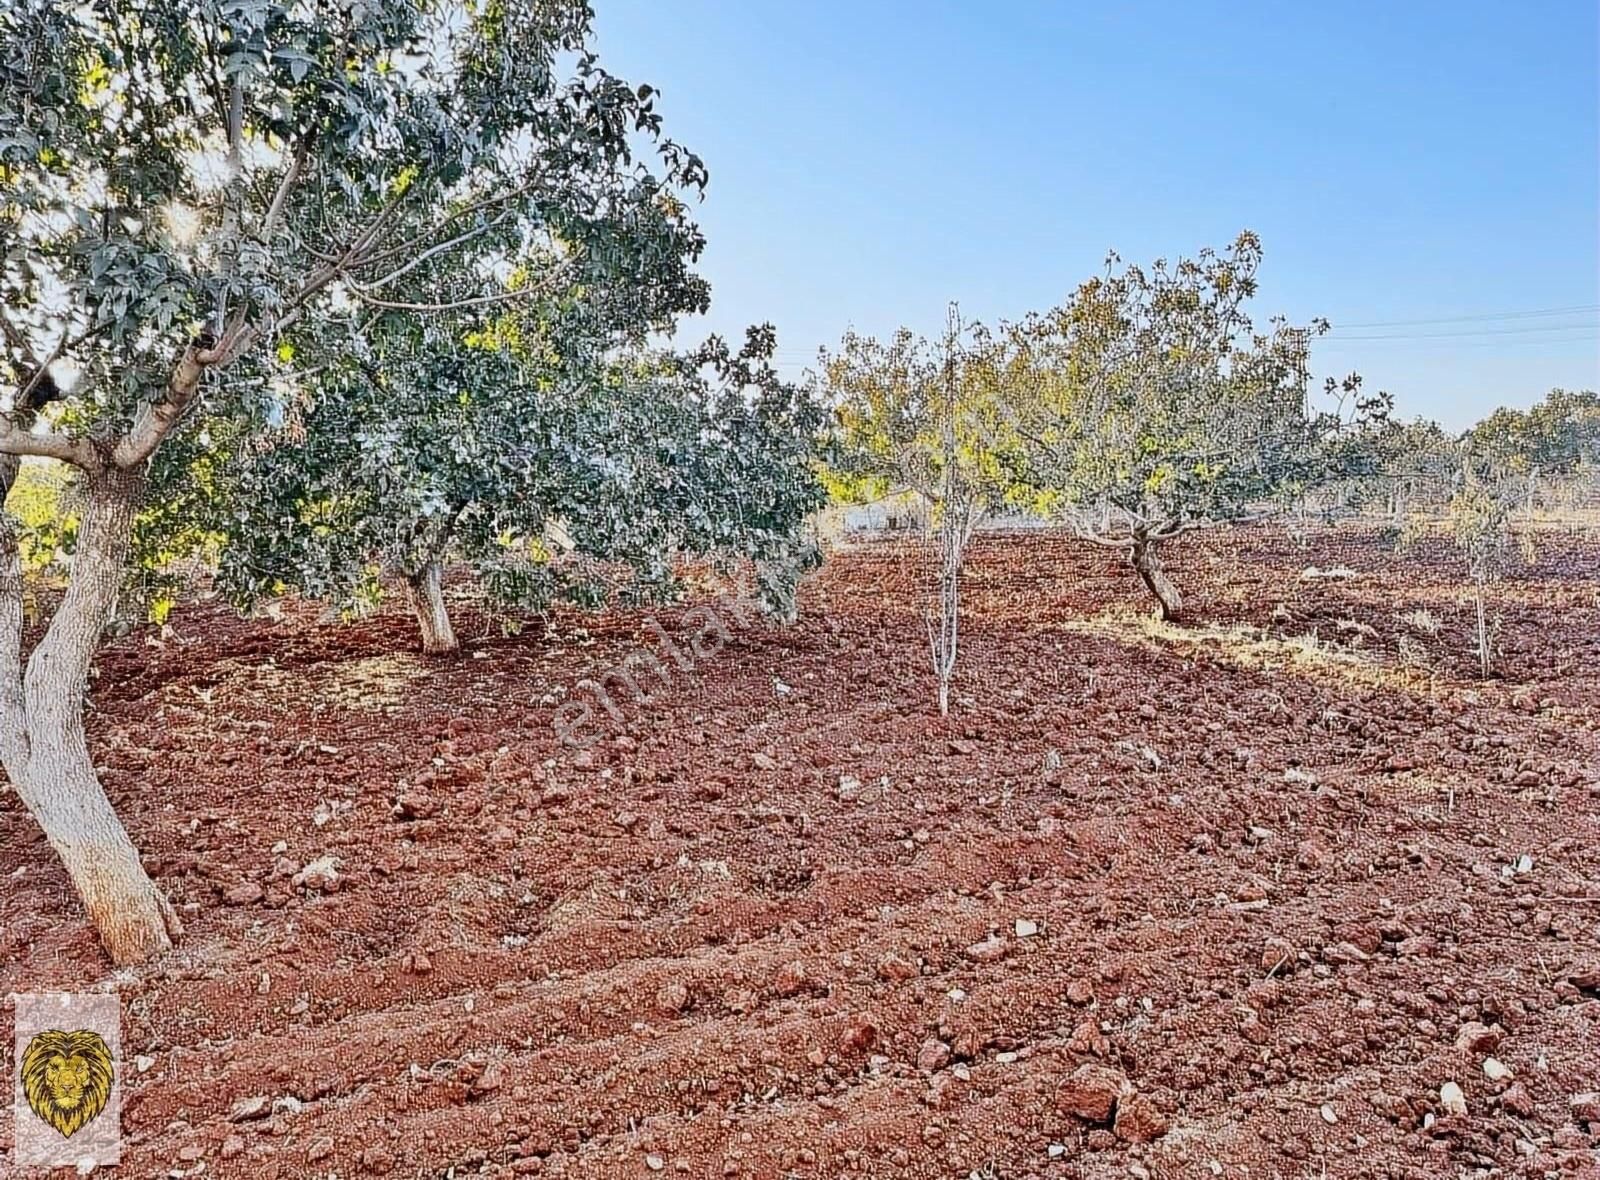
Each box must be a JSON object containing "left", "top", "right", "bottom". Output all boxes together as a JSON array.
[
  {"left": 1474, "top": 581, "right": 1492, "bottom": 679},
  {"left": 405, "top": 559, "right": 459, "bottom": 654},
  {"left": 2, "top": 465, "right": 181, "bottom": 965},
  {"left": 1131, "top": 535, "right": 1183, "bottom": 622}
]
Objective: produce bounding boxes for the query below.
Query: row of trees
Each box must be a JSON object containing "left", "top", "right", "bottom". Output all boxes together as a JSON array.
[
  {"left": 1, "top": 1, "right": 823, "bottom": 964},
  {"left": 820, "top": 234, "right": 1599, "bottom": 704}
]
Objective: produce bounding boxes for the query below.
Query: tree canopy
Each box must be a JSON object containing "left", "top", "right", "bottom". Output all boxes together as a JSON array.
[{"left": 0, "top": 0, "right": 724, "bottom": 966}]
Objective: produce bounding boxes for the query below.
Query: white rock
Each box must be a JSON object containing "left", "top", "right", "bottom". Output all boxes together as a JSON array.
[
  {"left": 1440, "top": 1081, "right": 1468, "bottom": 1116},
  {"left": 1483, "top": 1057, "right": 1513, "bottom": 1081},
  {"left": 1014, "top": 918, "right": 1040, "bottom": 938},
  {"left": 134, "top": 1054, "right": 155, "bottom": 1074},
  {"left": 1320, "top": 1103, "right": 1337, "bottom": 1124},
  {"left": 291, "top": 854, "right": 341, "bottom": 891}
]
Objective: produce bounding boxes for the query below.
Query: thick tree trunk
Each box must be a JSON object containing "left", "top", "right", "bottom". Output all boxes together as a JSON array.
[
  {"left": 2, "top": 466, "right": 181, "bottom": 965},
  {"left": 1131, "top": 535, "right": 1183, "bottom": 622},
  {"left": 405, "top": 559, "right": 458, "bottom": 654}
]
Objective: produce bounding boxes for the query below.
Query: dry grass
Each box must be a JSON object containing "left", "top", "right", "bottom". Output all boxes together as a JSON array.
[{"left": 1061, "top": 609, "right": 1440, "bottom": 695}]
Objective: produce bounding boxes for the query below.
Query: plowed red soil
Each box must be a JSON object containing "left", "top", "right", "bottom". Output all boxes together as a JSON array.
[{"left": 3, "top": 527, "right": 1599, "bottom": 1179}]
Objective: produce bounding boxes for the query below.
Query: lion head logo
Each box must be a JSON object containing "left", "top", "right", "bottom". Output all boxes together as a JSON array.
[{"left": 20, "top": 1029, "right": 114, "bottom": 1139}]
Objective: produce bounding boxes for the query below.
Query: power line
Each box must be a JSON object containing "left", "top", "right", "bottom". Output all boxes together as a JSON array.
[
  {"left": 1331, "top": 303, "right": 1599, "bottom": 329},
  {"left": 1327, "top": 319, "right": 1600, "bottom": 341}
]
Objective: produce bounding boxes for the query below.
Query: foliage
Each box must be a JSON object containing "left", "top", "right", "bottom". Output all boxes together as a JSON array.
[
  {"left": 1, "top": 0, "right": 706, "bottom": 438},
  {"left": 7, "top": 462, "right": 75, "bottom": 574},
  {"left": 1448, "top": 462, "right": 1524, "bottom": 679},
  {"left": 1004, "top": 232, "right": 1381, "bottom": 542},
  {"left": 819, "top": 307, "right": 1023, "bottom": 711},
  {"left": 819, "top": 313, "right": 1024, "bottom": 515},
  {"left": 0, "top": 0, "right": 723, "bottom": 963},
  {"left": 214, "top": 317, "right": 826, "bottom": 630}
]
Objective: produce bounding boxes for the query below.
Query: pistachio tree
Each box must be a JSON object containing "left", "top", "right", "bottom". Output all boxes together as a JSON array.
[
  {"left": 1005, "top": 233, "right": 1375, "bottom": 621},
  {"left": 820, "top": 308, "right": 1023, "bottom": 713},
  {"left": 0, "top": 0, "right": 705, "bottom": 963},
  {"left": 215, "top": 318, "right": 826, "bottom": 650},
  {"left": 1465, "top": 388, "right": 1600, "bottom": 512}
]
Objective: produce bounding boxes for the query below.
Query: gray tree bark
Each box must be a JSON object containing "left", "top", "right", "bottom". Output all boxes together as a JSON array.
[
  {"left": 1131, "top": 534, "right": 1183, "bottom": 622},
  {"left": 405, "top": 558, "right": 459, "bottom": 654},
  {"left": 1, "top": 465, "right": 181, "bottom": 965}
]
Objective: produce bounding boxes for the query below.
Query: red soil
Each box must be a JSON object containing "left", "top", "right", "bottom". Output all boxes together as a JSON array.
[{"left": 2, "top": 527, "right": 1598, "bottom": 1179}]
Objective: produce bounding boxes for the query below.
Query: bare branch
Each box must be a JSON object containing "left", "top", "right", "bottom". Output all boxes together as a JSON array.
[
  {"left": 110, "top": 336, "right": 221, "bottom": 469},
  {"left": 354, "top": 213, "right": 515, "bottom": 290},
  {"left": 0, "top": 309, "right": 47, "bottom": 377},
  {"left": 345, "top": 265, "right": 570, "bottom": 313},
  {"left": 356, "top": 178, "right": 539, "bottom": 269},
  {"left": 260, "top": 134, "right": 312, "bottom": 239},
  {"left": 0, "top": 414, "right": 99, "bottom": 468},
  {"left": 14, "top": 333, "right": 70, "bottom": 407}
]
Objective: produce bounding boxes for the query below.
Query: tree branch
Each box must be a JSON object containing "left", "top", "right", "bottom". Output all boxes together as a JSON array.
[
  {"left": 260, "top": 134, "right": 312, "bottom": 239},
  {"left": 345, "top": 265, "right": 571, "bottom": 313},
  {"left": 356, "top": 178, "right": 540, "bottom": 270},
  {"left": 353, "top": 213, "right": 515, "bottom": 290},
  {"left": 0, "top": 414, "right": 100, "bottom": 468},
  {"left": 109, "top": 331, "right": 238, "bottom": 469}
]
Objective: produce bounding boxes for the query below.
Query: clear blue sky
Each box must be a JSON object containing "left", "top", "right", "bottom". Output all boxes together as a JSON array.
[{"left": 591, "top": 1, "right": 1599, "bottom": 429}]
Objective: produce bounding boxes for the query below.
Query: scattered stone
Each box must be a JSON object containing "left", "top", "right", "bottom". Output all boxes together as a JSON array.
[
  {"left": 221, "top": 1135, "right": 246, "bottom": 1160},
  {"left": 1569, "top": 1092, "right": 1600, "bottom": 1122},
  {"left": 840, "top": 1016, "right": 877, "bottom": 1051},
  {"left": 362, "top": 1146, "right": 396, "bottom": 1174},
  {"left": 1261, "top": 940, "right": 1295, "bottom": 974},
  {"left": 1323, "top": 941, "right": 1369, "bottom": 965},
  {"left": 1483, "top": 1057, "right": 1513, "bottom": 1082},
  {"left": 228, "top": 1095, "right": 270, "bottom": 1122},
  {"left": 964, "top": 936, "right": 1007, "bottom": 964},
  {"left": 752, "top": 753, "right": 779, "bottom": 771},
  {"left": 1396, "top": 934, "right": 1438, "bottom": 957},
  {"left": 652, "top": 981, "right": 690, "bottom": 1015},
  {"left": 916, "top": 1039, "right": 952, "bottom": 1072},
  {"left": 1114, "top": 1092, "right": 1169, "bottom": 1143},
  {"left": 1066, "top": 978, "right": 1094, "bottom": 1005},
  {"left": 876, "top": 954, "right": 918, "bottom": 982},
  {"left": 473, "top": 1060, "right": 506, "bottom": 1094},
  {"left": 836, "top": 774, "right": 863, "bottom": 800},
  {"left": 773, "top": 960, "right": 810, "bottom": 997},
  {"left": 291, "top": 855, "right": 341, "bottom": 892},
  {"left": 224, "top": 881, "right": 264, "bottom": 906},
  {"left": 307, "top": 1137, "right": 335, "bottom": 1162},
  {"left": 1439, "top": 1082, "right": 1468, "bottom": 1117},
  {"left": 1455, "top": 1022, "right": 1501, "bottom": 1053},
  {"left": 947, "top": 739, "right": 976, "bottom": 756},
  {"left": 1501, "top": 1083, "right": 1535, "bottom": 1118},
  {"left": 1567, "top": 962, "right": 1600, "bottom": 991},
  {"left": 391, "top": 792, "right": 437, "bottom": 820},
  {"left": 1056, "top": 1064, "right": 1129, "bottom": 1123}
]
